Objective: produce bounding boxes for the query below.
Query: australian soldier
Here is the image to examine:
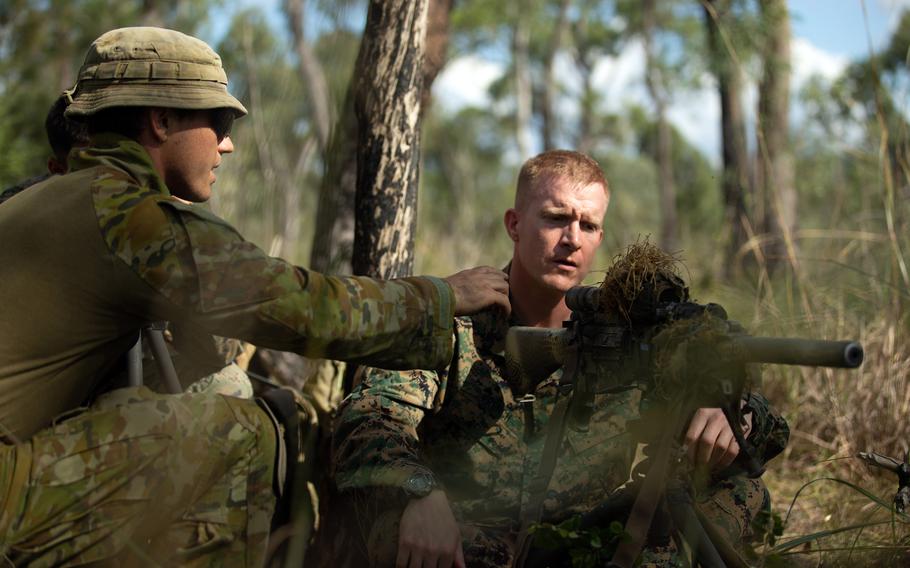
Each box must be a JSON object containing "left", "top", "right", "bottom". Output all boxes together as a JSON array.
[
  {"left": 331, "top": 150, "right": 789, "bottom": 567},
  {"left": 0, "top": 27, "right": 509, "bottom": 566}
]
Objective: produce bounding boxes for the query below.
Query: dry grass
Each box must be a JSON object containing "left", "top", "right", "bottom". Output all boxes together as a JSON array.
[{"left": 598, "top": 237, "right": 688, "bottom": 322}]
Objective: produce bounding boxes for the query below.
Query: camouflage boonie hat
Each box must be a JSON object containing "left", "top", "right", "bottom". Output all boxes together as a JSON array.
[{"left": 65, "top": 27, "right": 247, "bottom": 118}]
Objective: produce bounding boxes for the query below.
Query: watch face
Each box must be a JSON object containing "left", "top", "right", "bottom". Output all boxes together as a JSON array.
[{"left": 405, "top": 472, "right": 436, "bottom": 497}]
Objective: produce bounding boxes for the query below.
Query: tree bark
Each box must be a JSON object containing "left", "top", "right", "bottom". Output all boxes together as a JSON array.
[
  {"left": 642, "top": 0, "right": 678, "bottom": 252},
  {"left": 757, "top": 0, "right": 797, "bottom": 273},
  {"left": 703, "top": 0, "right": 750, "bottom": 275},
  {"left": 309, "top": 86, "right": 358, "bottom": 274},
  {"left": 351, "top": 0, "right": 429, "bottom": 279}
]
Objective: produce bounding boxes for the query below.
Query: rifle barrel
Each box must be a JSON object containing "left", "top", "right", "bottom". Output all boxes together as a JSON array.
[{"left": 733, "top": 336, "right": 863, "bottom": 368}]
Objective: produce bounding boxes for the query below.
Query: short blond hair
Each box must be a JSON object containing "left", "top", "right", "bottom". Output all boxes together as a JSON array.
[{"left": 515, "top": 150, "right": 608, "bottom": 210}]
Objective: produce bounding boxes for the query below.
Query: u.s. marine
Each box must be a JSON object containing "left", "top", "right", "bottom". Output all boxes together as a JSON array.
[{"left": 331, "top": 150, "right": 789, "bottom": 567}]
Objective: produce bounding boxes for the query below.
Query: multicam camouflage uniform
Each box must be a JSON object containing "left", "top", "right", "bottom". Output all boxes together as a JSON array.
[
  {"left": 332, "top": 309, "right": 789, "bottom": 567},
  {"left": 0, "top": 27, "right": 457, "bottom": 566}
]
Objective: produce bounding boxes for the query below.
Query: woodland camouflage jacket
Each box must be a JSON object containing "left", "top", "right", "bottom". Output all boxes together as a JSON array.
[
  {"left": 333, "top": 308, "right": 790, "bottom": 527},
  {"left": 0, "top": 134, "right": 455, "bottom": 441}
]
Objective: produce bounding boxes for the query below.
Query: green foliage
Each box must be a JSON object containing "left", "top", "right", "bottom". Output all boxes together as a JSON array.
[
  {"left": 627, "top": 104, "right": 721, "bottom": 238},
  {"left": 754, "top": 508, "right": 786, "bottom": 547},
  {"left": 529, "top": 515, "right": 626, "bottom": 568},
  {"left": 416, "top": 104, "right": 516, "bottom": 273}
]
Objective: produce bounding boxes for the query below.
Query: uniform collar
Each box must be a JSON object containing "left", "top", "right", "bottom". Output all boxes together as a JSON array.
[{"left": 68, "top": 133, "right": 170, "bottom": 197}]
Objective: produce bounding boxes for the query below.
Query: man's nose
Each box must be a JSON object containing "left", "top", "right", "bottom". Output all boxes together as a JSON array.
[
  {"left": 561, "top": 222, "right": 581, "bottom": 249},
  {"left": 218, "top": 135, "right": 235, "bottom": 154}
]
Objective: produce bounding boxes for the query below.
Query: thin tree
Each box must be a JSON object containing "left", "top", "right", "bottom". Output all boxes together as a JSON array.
[
  {"left": 541, "top": 0, "right": 572, "bottom": 151},
  {"left": 641, "top": 0, "right": 678, "bottom": 252},
  {"left": 756, "top": 0, "right": 798, "bottom": 273},
  {"left": 702, "top": 0, "right": 751, "bottom": 275}
]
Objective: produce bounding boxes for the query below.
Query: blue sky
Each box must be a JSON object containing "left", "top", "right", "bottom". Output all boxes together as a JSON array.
[{"left": 789, "top": 0, "right": 907, "bottom": 59}]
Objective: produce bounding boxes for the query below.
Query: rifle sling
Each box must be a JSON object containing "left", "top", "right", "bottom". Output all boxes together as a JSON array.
[
  {"left": 609, "top": 405, "right": 683, "bottom": 568},
  {"left": 513, "top": 345, "right": 579, "bottom": 568}
]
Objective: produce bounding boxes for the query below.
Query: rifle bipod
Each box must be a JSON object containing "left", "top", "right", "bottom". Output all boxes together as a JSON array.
[{"left": 522, "top": 473, "right": 751, "bottom": 568}]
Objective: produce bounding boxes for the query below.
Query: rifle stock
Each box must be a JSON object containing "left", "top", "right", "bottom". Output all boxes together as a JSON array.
[{"left": 504, "top": 327, "right": 566, "bottom": 395}]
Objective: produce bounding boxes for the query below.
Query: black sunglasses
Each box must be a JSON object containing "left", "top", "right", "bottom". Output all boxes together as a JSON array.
[{"left": 209, "top": 109, "right": 235, "bottom": 141}]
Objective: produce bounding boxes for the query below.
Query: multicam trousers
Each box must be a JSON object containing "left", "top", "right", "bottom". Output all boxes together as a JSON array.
[{"left": 0, "top": 386, "right": 278, "bottom": 567}]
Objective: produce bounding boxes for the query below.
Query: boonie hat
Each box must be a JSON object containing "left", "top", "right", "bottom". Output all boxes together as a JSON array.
[{"left": 65, "top": 27, "right": 247, "bottom": 118}]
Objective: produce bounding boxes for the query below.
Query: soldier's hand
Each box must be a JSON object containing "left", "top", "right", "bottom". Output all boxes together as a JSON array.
[
  {"left": 684, "top": 407, "right": 752, "bottom": 471},
  {"left": 397, "top": 489, "right": 465, "bottom": 568},
  {"left": 445, "top": 266, "right": 510, "bottom": 317}
]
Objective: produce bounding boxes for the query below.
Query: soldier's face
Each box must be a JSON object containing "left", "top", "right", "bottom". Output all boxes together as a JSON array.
[
  {"left": 506, "top": 175, "right": 607, "bottom": 294},
  {"left": 161, "top": 109, "right": 234, "bottom": 203}
]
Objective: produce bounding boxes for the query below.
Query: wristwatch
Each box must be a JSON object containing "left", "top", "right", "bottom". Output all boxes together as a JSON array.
[{"left": 402, "top": 471, "right": 438, "bottom": 499}]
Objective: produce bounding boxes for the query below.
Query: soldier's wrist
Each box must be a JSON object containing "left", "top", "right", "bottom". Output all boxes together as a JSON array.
[{"left": 401, "top": 470, "right": 439, "bottom": 500}]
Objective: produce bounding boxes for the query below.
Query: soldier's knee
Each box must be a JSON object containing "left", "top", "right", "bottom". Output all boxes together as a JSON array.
[{"left": 697, "top": 476, "right": 769, "bottom": 541}]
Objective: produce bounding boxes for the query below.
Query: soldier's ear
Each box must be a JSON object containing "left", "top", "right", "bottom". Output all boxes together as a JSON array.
[
  {"left": 504, "top": 208, "right": 520, "bottom": 242},
  {"left": 147, "top": 108, "right": 170, "bottom": 143}
]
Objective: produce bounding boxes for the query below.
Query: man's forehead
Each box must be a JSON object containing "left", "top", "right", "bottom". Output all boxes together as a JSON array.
[{"left": 532, "top": 178, "right": 607, "bottom": 211}]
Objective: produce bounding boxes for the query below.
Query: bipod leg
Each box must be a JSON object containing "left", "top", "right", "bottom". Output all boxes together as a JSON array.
[
  {"left": 608, "top": 406, "right": 684, "bottom": 568},
  {"left": 665, "top": 483, "right": 725, "bottom": 568},
  {"left": 145, "top": 323, "right": 182, "bottom": 394}
]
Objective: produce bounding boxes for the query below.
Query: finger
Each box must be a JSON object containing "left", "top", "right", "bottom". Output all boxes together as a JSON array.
[
  {"left": 685, "top": 413, "right": 709, "bottom": 463},
  {"left": 715, "top": 438, "right": 740, "bottom": 470},
  {"left": 396, "top": 545, "right": 410, "bottom": 568},
  {"left": 455, "top": 543, "right": 466, "bottom": 568},
  {"left": 408, "top": 550, "right": 423, "bottom": 568},
  {"left": 696, "top": 420, "right": 724, "bottom": 466},
  {"left": 482, "top": 272, "right": 509, "bottom": 294},
  {"left": 494, "top": 290, "right": 511, "bottom": 316},
  {"left": 439, "top": 548, "right": 454, "bottom": 568},
  {"left": 710, "top": 428, "right": 735, "bottom": 468},
  {"left": 741, "top": 411, "right": 753, "bottom": 438}
]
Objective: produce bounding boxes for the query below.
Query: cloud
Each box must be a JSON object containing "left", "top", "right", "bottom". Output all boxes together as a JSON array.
[
  {"left": 591, "top": 39, "right": 649, "bottom": 113},
  {"left": 432, "top": 55, "right": 504, "bottom": 113},
  {"left": 431, "top": 35, "right": 851, "bottom": 165},
  {"left": 791, "top": 37, "right": 849, "bottom": 86}
]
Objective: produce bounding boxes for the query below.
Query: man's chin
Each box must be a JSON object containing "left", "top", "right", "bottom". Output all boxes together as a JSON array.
[{"left": 540, "top": 273, "right": 583, "bottom": 295}]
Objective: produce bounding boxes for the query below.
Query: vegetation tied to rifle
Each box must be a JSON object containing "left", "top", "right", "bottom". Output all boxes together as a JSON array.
[{"left": 598, "top": 237, "right": 688, "bottom": 324}]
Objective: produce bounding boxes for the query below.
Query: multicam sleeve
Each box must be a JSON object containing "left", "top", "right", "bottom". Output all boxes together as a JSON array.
[
  {"left": 111, "top": 198, "right": 455, "bottom": 370},
  {"left": 742, "top": 391, "right": 789, "bottom": 464},
  {"left": 332, "top": 367, "right": 446, "bottom": 491}
]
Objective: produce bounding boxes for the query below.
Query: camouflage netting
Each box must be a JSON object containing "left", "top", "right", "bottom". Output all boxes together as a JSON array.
[
  {"left": 597, "top": 238, "right": 689, "bottom": 324},
  {"left": 595, "top": 238, "right": 746, "bottom": 404},
  {"left": 650, "top": 314, "right": 742, "bottom": 403}
]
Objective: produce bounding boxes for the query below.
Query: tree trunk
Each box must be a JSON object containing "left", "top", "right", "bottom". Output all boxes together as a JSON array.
[
  {"left": 309, "top": 87, "right": 358, "bottom": 274},
  {"left": 284, "top": 0, "right": 332, "bottom": 154},
  {"left": 703, "top": 0, "right": 750, "bottom": 275},
  {"left": 757, "top": 0, "right": 797, "bottom": 273},
  {"left": 512, "top": 1, "right": 534, "bottom": 160},
  {"left": 642, "top": 0, "right": 678, "bottom": 252},
  {"left": 351, "top": 0, "right": 429, "bottom": 279},
  {"left": 421, "top": 0, "right": 454, "bottom": 115},
  {"left": 541, "top": 0, "right": 571, "bottom": 151}
]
